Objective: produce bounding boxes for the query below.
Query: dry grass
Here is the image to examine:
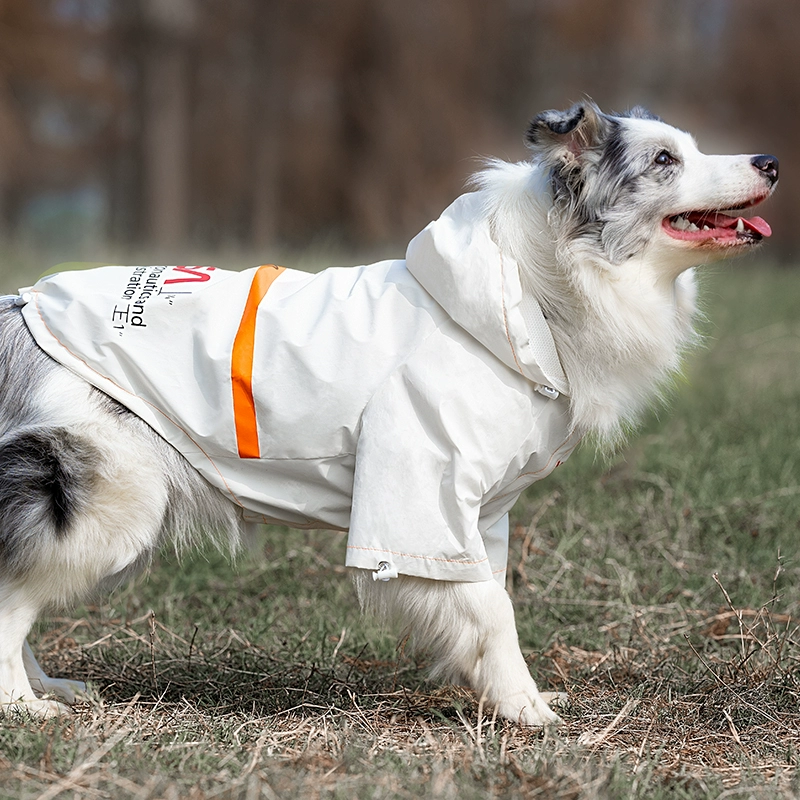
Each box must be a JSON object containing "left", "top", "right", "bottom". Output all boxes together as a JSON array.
[{"left": 4, "top": 589, "right": 799, "bottom": 799}]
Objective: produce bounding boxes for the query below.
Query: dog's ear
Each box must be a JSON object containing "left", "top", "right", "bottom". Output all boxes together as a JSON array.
[
  {"left": 525, "top": 102, "right": 611, "bottom": 160},
  {"left": 621, "top": 105, "right": 661, "bottom": 122}
]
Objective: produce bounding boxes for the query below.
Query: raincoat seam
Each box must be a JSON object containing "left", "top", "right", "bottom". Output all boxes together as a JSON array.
[
  {"left": 498, "top": 251, "right": 525, "bottom": 376},
  {"left": 487, "top": 434, "right": 581, "bottom": 504},
  {"left": 345, "top": 544, "right": 489, "bottom": 566}
]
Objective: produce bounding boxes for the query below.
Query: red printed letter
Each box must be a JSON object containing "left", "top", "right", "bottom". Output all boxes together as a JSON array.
[{"left": 164, "top": 266, "right": 216, "bottom": 285}]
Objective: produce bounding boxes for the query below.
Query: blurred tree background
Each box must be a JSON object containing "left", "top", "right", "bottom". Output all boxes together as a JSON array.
[{"left": 0, "top": 0, "right": 792, "bottom": 259}]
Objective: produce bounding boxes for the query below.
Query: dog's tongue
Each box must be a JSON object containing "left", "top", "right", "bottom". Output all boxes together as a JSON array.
[
  {"left": 698, "top": 212, "right": 772, "bottom": 237},
  {"left": 740, "top": 216, "right": 772, "bottom": 237}
]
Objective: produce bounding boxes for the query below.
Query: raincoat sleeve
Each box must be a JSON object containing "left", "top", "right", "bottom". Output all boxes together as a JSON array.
[{"left": 344, "top": 326, "right": 537, "bottom": 583}]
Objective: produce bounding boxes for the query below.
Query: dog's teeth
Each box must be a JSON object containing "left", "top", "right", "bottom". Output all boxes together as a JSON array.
[
  {"left": 702, "top": 225, "right": 710, "bottom": 231},
  {"left": 673, "top": 215, "right": 701, "bottom": 233},
  {"left": 736, "top": 218, "right": 745, "bottom": 233}
]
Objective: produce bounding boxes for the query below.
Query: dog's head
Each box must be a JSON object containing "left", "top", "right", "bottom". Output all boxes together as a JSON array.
[{"left": 526, "top": 102, "right": 778, "bottom": 271}]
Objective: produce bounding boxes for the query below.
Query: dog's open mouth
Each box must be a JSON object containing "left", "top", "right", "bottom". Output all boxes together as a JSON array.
[{"left": 662, "top": 209, "right": 772, "bottom": 245}]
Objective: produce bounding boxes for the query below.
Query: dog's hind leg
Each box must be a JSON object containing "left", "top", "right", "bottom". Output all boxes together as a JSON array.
[
  {"left": 354, "top": 572, "right": 560, "bottom": 726},
  {"left": 0, "top": 585, "right": 70, "bottom": 717}
]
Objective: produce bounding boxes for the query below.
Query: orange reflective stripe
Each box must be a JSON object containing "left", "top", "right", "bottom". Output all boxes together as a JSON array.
[{"left": 231, "top": 264, "right": 285, "bottom": 458}]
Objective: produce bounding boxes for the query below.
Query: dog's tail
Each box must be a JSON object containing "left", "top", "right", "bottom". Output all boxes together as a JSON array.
[{"left": 0, "top": 426, "right": 99, "bottom": 574}]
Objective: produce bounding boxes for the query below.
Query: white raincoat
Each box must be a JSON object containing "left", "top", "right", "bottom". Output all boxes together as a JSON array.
[{"left": 20, "top": 192, "right": 580, "bottom": 584}]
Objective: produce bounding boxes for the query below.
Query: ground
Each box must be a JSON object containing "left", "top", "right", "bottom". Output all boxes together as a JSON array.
[{"left": 1, "top": 259, "right": 799, "bottom": 799}]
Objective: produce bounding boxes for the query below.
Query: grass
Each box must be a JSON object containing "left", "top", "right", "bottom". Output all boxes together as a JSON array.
[{"left": 1, "top": 255, "right": 800, "bottom": 798}]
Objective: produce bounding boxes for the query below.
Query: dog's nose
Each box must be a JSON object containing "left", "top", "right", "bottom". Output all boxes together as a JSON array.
[{"left": 751, "top": 154, "right": 779, "bottom": 184}]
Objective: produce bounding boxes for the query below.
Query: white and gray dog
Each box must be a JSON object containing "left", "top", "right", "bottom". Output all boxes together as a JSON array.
[{"left": 0, "top": 102, "right": 778, "bottom": 724}]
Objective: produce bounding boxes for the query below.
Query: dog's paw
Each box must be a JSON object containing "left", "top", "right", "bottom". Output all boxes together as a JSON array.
[
  {"left": 1, "top": 698, "right": 73, "bottom": 719},
  {"left": 495, "top": 691, "right": 562, "bottom": 727},
  {"left": 31, "top": 676, "right": 88, "bottom": 704}
]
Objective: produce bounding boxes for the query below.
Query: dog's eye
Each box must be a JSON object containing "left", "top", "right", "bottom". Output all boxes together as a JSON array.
[{"left": 654, "top": 150, "right": 676, "bottom": 166}]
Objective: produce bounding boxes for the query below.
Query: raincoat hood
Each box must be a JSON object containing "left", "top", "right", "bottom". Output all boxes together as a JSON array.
[{"left": 406, "top": 191, "right": 569, "bottom": 396}]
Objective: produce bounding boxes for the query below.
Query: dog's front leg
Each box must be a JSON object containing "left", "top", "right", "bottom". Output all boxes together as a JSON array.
[
  {"left": 354, "top": 571, "right": 560, "bottom": 726},
  {"left": 449, "top": 577, "right": 561, "bottom": 726}
]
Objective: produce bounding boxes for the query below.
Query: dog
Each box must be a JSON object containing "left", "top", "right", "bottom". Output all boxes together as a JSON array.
[{"left": 0, "top": 102, "right": 778, "bottom": 724}]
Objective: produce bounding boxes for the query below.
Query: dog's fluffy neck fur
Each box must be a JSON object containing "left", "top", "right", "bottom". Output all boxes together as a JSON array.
[{"left": 475, "top": 160, "right": 699, "bottom": 447}]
